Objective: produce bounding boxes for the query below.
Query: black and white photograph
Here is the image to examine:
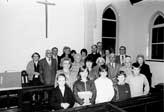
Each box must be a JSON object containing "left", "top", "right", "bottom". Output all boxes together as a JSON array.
[{"left": 0, "top": 0, "right": 163, "bottom": 112}]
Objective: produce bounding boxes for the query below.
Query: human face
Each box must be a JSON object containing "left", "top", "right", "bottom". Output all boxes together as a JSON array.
[
  {"left": 74, "top": 54, "right": 81, "bottom": 63},
  {"left": 80, "top": 69, "right": 88, "bottom": 80},
  {"left": 119, "top": 47, "right": 126, "bottom": 55},
  {"left": 105, "top": 50, "right": 110, "bottom": 56},
  {"left": 86, "top": 61, "right": 93, "bottom": 68},
  {"left": 65, "top": 48, "right": 71, "bottom": 55},
  {"left": 100, "top": 70, "right": 107, "bottom": 77},
  {"left": 125, "top": 57, "right": 131, "bottom": 67},
  {"left": 57, "top": 75, "right": 66, "bottom": 87},
  {"left": 46, "top": 50, "right": 52, "bottom": 58},
  {"left": 109, "top": 53, "right": 115, "bottom": 62},
  {"left": 97, "top": 42, "right": 102, "bottom": 50},
  {"left": 132, "top": 67, "right": 140, "bottom": 76},
  {"left": 117, "top": 75, "right": 125, "bottom": 84},
  {"left": 81, "top": 52, "right": 87, "bottom": 57},
  {"left": 91, "top": 45, "right": 97, "bottom": 53},
  {"left": 137, "top": 57, "right": 144, "bottom": 65},
  {"left": 62, "top": 60, "right": 70, "bottom": 69},
  {"left": 97, "top": 60, "right": 105, "bottom": 66},
  {"left": 52, "top": 48, "right": 58, "bottom": 56},
  {"left": 33, "top": 54, "right": 40, "bottom": 62}
]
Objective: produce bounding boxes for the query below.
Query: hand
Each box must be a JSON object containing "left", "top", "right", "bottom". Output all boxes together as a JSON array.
[
  {"left": 34, "top": 72, "right": 40, "bottom": 78},
  {"left": 61, "top": 103, "right": 70, "bottom": 109},
  {"left": 79, "top": 98, "right": 84, "bottom": 105}
]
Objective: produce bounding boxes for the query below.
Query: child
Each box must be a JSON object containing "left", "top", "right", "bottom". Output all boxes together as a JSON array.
[
  {"left": 94, "top": 65, "right": 114, "bottom": 104},
  {"left": 126, "top": 63, "right": 150, "bottom": 97},
  {"left": 73, "top": 66, "right": 96, "bottom": 106},
  {"left": 114, "top": 71, "right": 131, "bottom": 101},
  {"left": 50, "top": 73, "right": 75, "bottom": 110}
]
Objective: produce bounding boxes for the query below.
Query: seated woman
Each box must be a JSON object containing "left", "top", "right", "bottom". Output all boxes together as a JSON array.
[
  {"left": 120, "top": 56, "right": 133, "bottom": 79},
  {"left": 55, "top": 58, "right": 75, "bottom": 89},
  {"left": 134, "top": 54, "right": 152, "bottom": 88},
  {"left": 89, "top": 57, "right": 105, "bottom": 80},
  {"left": 114, "top": 71, "right": 131, "bottom": 101},
  {"left": 95, "top": 65, "right": 114, "bottom": 104},
  {"left": 85, "top": 57, "right": 98, "bottom": 81},
  {"left": 50, "top": 73, "right": 75, "bottom": 110},
  {"left": 73, "top": 66, "right": 96, "bottom": 106}
]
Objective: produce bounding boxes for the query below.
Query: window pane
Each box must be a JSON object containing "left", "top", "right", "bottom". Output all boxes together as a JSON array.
[
  {"left": 103, "top": 8, "right": 116, "bottom": 20},
  {"left": 102, "top": 20, "right": 116, "bottom": 37},
  {"left": 151, "top": 44, "right": 164, "bottom": 60},
  {"left": 102, "top": 38, "right": 116, "bottom": 52},
  {"left": 154, "top": 15, "right": 164, "bottom": 25},
  {"left": 152, "top": 27, "right": 164, "bottom": 43}
]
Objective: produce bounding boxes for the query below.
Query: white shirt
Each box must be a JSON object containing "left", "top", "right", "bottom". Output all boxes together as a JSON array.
[
  {"left": 120, "top": 55, "right": 125, "bottom": 65},
  {"left": 46, "top": 57, "right": 52, "bottom": 65},
  {"left": 94, "top": 77, "right": 114, "bottom": 104}
]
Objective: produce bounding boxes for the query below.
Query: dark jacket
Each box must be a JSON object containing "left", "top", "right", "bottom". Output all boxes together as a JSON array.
[
  {"left": 50, "top": 85, "right": 75, "bottom": 110},
  {"left": 38, "top": 58, "right": 57, "bottom": 85},
  {"left": 73, "top": 80, "right": 96, "bottom": 105}
]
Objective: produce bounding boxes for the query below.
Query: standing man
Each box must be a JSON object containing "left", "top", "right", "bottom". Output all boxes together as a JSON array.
[
  {"left": 97, "top": 42, "right": 104, "bottom": 57},
  {"left": 52, "top": 47, "right": 61, "bottom": 70},
  {"left": 39, "top": 49, "right": 57, "bottom": 85},
  {"left": 87, "top": 44, "right": 101, "bottom": 67},
  {"left": 115, "top": 46, "right": 128, "bottom": 66}
]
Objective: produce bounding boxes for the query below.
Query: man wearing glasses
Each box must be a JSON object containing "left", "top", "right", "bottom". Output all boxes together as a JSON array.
[{"left": 115, "top": 46, "right": 128, "bottom": 66}]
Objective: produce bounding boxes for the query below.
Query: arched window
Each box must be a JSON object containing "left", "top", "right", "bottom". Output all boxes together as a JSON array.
[
  {"left": 149, "top": 11, "right": 164, "bottom": 61},
  {"left": 102, "top": 6, "right": 118, "bottom": 52}
]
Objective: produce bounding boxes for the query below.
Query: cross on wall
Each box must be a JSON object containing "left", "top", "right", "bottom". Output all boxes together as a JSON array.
[{"left": 37, "top": 0, "right": 55, "bottom": 38}]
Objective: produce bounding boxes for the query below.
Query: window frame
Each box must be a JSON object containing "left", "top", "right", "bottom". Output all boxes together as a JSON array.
[
  {"left": 149, "top": 11, "right": 164, "bottom": 62},
  {"left": 102, "top": 5, "right": 119, "bottom": 54}
]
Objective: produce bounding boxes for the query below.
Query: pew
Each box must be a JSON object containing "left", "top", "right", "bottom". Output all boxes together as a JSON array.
[{"left": 0, "top": 85, "right": 163, "bottom": 112}]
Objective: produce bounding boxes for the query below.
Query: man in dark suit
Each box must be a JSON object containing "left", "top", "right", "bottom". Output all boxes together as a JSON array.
[
  {"left": 87, "top": 44, "right": 101, "bottom": 67},
  {"left": 115, "top": 46, "right": 128, "bottom": 66},
  {"left": 39, "top": 49, "right": 57, "bottom": 86},
  {"left": 107, "top": 53, "right": 121, "bottom": 85},
  {"left": 52, "top": 47, "right": 61, "bottom": 70},
  {"left": 39, "top": 49, "right": 57, "bottom": 103}
]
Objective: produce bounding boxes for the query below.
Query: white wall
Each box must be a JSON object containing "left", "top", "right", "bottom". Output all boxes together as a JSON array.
[
  {"left": 92, "top": 0, "right": 164, "bottom": 86},
  {"left": 0, "top": 0, "right": 163, "bottom": 86},
  {"left": 0, "top": 0, "right": 84, "bottom": 72}
]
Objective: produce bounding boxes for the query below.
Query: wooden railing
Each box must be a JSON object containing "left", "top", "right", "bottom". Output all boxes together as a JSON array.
[{"left": 0, "top": 85, "right": 163, "bottom": 112}]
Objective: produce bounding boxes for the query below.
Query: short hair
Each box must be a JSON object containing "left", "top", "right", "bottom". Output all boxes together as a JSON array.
[
  {"left": 56, "top": 73, "right": 66, "bottom": 81},
  {"left": 31, "top": 52, "right": 40, "bottom": 59},
  {"left": 119, "top": 46, "right": 126, "bottom": 50},
  {"left": 109, "top": 48, "right": 115, "bottom": 53},
  {"left": 70, "top": 50, "right": 77, "bottom": 54},
  {"left": 62, "top": 58, "right": 71, "bottom": 65},
  {"left": 85, "top": 56, "right": 94, "bottom": 67},
  {"left": 77, "top": 66, "right": 89, "bottom": 80},
  {"left": 51, "top": 47, "right": 58, "bottom": 51},
  {"left": 80, "top": 48, "right": 88, "bottom": 55},
  {"left": 117, "top": 71, "right": 126, "bottom": 78},
  {"left": 136, "top": 54, "right": 145, "bottom": 61},
  {"left": 96, "top": 57, "right": 105, "bottom": 64},
  {"left": 99, "top": 65, "right": 108, "bottom": 73},
  {"left": 97, "top": 41, "right": 102, "bottom": 46},
  {"left": 91, "top": 44, "right": 97, "bottom": 49},
  {"left": 132, "top": 63, "right": 140, "bottom": 68}
]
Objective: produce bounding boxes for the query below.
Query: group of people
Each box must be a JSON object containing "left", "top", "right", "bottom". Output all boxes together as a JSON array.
[{"left": 26, "top": 42, "right": 152, "bottom": 110}]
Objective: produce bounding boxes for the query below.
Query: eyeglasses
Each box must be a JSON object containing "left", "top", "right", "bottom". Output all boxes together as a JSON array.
[{"left": 120, "top": 49, "right": 125, "bottom": 50}]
